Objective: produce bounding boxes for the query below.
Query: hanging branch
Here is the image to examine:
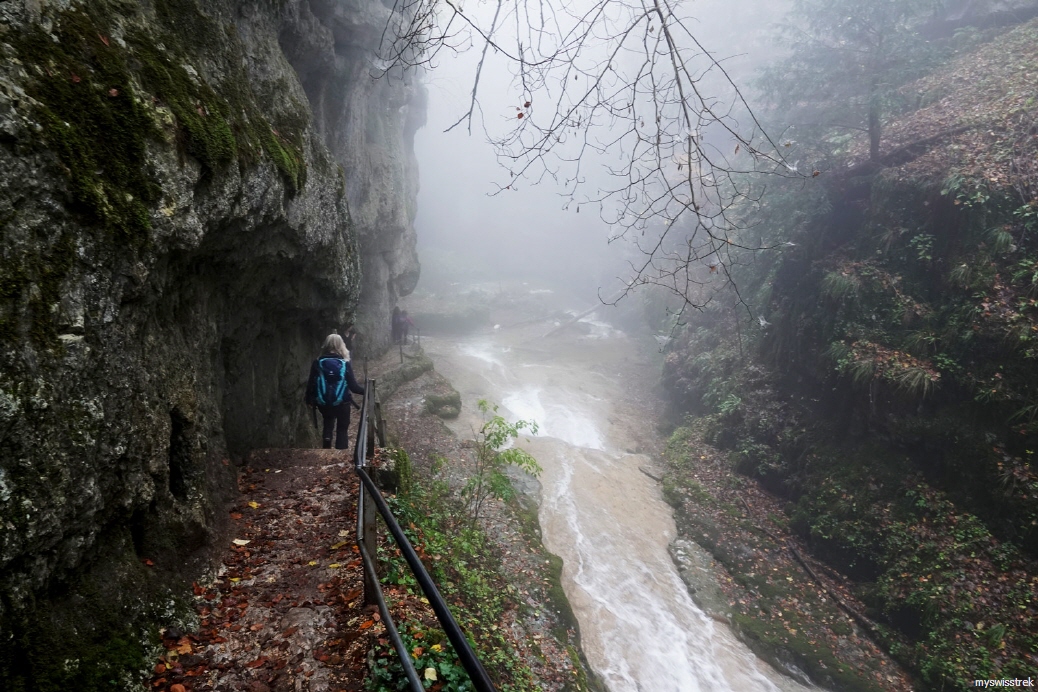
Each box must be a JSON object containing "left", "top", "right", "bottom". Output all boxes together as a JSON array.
[{"left": 377, "top": 0, "right": 801, "bottom": 311}]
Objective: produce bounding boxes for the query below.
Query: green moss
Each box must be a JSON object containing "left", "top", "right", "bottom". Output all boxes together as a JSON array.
[
  {"left": 379, "top": 351, "right": 435, "bottom": 400},
  {"left": 732, "top": 611, "right": 880, "bottom": 692},
  {"left": 143, "top": 6, "right": 308, "bottom": 193},
  {"left": 259, "top": 126, "right": 307, "bottom": 194},
  {"left": 12, "top": 10, "right": 161, "bottom": 246},
  {"left": 0, "top": 230, "right": 75, "bottom": 347},
  {"left": 425, "top": 388, "right": 462, "bottom": 419},
  {"left": 154, "top": 0, "right": 221, "bottom": 51},
  {"left": 130, "top": 36, "right": 237, "bottom": 174},
  {"left": 14, "top": 0, "right": 309, "bottom": 233},
  {"left": 663, "top": 425, "right": 698, "bottom": 468}
]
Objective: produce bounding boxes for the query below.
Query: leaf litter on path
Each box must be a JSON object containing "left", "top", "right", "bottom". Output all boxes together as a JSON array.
[{"left": 148, "top": 446, "right": 383, "bottom": 692}]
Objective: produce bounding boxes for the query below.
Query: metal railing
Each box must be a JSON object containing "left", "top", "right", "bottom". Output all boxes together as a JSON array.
[{"left": 352, "top": 378, "right": 497, "bottom": 692}]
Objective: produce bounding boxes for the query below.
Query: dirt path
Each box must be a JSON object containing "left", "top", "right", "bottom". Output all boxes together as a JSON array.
[
  {"left": 148, "top": 447, "right": 377, "bottom": 692},
  {"left": 147, "top": 343, "right": 591, "bottom": 692}
]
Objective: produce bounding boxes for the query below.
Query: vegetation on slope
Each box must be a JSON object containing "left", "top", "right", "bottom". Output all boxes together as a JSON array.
[{"left": 660, "top": 16, "right": 1038, "bottom": 689}]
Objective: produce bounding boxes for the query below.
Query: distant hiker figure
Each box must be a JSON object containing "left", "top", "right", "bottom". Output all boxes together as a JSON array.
[
  {"left": 391, "top": 306, "right": 402, "bottom": 344},
  {"left": 341, "top": 323, "right": 357, "bottom": 352},
  {"left": 400, "top": 310, "right": 414, "bottom": 344},
  {"left": 304, "top": 334, "right": 365, "bottom": 450}
]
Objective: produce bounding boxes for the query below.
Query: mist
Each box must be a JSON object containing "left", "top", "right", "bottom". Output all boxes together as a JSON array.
[{"left": 412, "top": 0, "right": 790, "bottom": 302}]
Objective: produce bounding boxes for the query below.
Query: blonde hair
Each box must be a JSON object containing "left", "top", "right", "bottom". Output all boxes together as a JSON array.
[{"left": 322, "top": 333, "right": 350, "bottom": 360}]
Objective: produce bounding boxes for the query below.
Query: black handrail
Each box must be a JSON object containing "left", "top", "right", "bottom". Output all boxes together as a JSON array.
[{"left": 353, "top": 378, "right": 498, "bottom": 692}]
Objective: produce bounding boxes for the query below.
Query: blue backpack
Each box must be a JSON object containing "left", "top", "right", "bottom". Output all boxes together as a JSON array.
[{"left": 316, "top": 357, "right": 349, "bottom": 406}]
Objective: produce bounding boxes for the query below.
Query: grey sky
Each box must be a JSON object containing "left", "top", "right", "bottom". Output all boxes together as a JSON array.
[{"left": 412, "top": 0, "right": 790, "bottom": 295}]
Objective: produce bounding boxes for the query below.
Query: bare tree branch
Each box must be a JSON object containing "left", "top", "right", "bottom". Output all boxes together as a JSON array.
[{"left": 378, "top": 0, "right": 801, "bottom": 311}]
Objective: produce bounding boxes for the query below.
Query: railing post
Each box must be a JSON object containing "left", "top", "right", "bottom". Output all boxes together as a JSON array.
[
  {"left": 361, "top": 484, "right": 380, "bottom": 606},
  {"left": 367, "top": 410, "right": 376, "bottom": 462},
  {"left": 375, "top": 401, "right": 386, "bottom": 447}
]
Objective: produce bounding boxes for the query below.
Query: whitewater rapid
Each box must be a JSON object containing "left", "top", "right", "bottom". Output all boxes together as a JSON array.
[{"left": 422, "top": 313, "right": 818, "bottom": 692}]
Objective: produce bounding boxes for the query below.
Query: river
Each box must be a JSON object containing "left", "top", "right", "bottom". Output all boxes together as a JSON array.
[{"left": 412, "top": 287, "right": 820, "bottom": 692}]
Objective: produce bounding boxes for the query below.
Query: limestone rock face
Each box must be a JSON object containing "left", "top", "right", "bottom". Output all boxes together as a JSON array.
[
  {"left": 0, "top": 0, "right": 421, "bottom": 682},
  {"left": 279, "top": 0, "right": 425, "bottom": 356}
]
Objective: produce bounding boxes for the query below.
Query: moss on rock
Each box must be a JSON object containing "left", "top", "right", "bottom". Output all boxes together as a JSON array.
[{"left": 11, "top": 9, "right": 162, "bottom": 246}]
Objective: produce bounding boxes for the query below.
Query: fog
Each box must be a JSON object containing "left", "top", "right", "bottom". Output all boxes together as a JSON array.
[{"left": 413, "top": 0, "right": 790, "bottom": 299}]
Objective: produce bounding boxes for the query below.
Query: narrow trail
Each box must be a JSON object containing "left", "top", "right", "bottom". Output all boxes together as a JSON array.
[
  {"left": 148, "top": 448, "right": 377, "bottom": 692},
  {"left": 146, "top": 342, "right": 593, "bottom": 692}
]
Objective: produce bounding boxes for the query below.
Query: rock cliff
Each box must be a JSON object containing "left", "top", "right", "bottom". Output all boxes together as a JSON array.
[{"left": 0, "top": 0, "right": 421, "bottom": 685}]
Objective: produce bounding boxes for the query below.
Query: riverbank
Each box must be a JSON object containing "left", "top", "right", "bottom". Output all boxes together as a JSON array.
[
  {"left": 390, "top": 281, "right": 838, "bottom": 690},
  {"left": 366, "top": 343, "right": 600, "bottom": 692},
  {"left": 662, "top": 420, "right": 915, "bottom": 692}
]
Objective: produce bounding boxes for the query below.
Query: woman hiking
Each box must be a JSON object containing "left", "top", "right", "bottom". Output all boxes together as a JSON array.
[{"left": 304, "top": 334, "right": 366, "bottom": 450}]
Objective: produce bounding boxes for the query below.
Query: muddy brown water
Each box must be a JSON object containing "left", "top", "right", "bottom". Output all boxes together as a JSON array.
[{"left": 414, "top": 298, "right": 821, "bottom": 692}]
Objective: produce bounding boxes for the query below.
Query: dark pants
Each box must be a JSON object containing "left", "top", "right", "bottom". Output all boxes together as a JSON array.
[{"left": 318, "top": 402, "right": 351, "bottom": 450}]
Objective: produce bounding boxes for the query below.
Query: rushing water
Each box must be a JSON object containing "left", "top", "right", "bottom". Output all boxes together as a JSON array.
[{"left": 419, "top": 296, "right": 819, "bottom": 692}]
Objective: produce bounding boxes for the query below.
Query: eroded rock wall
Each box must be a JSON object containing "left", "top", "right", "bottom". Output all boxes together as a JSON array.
[
  {"left": 279, "top": 0, "right": 424, "bottom": 356},
  {"left": 0, "top": 0, "right": 421, "bottom": 685}
]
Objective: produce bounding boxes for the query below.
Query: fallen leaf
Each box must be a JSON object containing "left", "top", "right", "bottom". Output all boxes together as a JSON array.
[
  {"left": 248, "top": 501, "right": 260, "bottom": 509},
  {"left": 359, "top": 620, "right": 375, "bottom": 629},
  {"left": 230, "top": 512, "right": 243, "bottom": 520},
  {"left": 170, "top": 685, "right": 186, "bottom": 692},
  {"left": 331, "top": 541, "right": 348, "bottom": 550},
  {"left": 232, "top": 539, "right": 251, "bottom": 546},
  {"left": 424, "top": 667, "right": 437, "bottom": 681}
]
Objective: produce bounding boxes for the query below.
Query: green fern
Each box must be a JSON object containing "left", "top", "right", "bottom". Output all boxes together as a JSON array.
[
  {"left": 948, "top": 262, "right": 973, "bottom": 288},
  {"left": 890, "top": 365, "right": 937, "bottom": 398},
  {"left": 821, "top": 271, "right": 860, "bottom": 303},
  {"left": 988, "top": 227, "right": 1015, "bottom": 255}
]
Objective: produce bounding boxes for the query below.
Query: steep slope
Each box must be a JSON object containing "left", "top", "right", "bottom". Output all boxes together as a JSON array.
[
  {"left": 0, "top": 0, "right": 421, "bottom": 687},
  {"left": 661, "top": 19, "right": 1038, "bottom": 689}
]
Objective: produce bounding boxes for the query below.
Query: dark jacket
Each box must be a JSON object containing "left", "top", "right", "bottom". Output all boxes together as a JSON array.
[{"left": 305, "top": 352, "right": 365, "bottom": 406}]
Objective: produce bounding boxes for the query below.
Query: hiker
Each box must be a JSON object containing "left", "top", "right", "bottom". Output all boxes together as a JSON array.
[
  {"left": 304, "top": 334, "right": 366, "bottom": 450},
  {"left": 341, "top": 323, "right": 357, "bottom": 352},
  {"left": 400, "top": 310, "right": 414, "bottom": 344},
  {"left": 391, "top": 306, "right": 402, "bottom": 344}
]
